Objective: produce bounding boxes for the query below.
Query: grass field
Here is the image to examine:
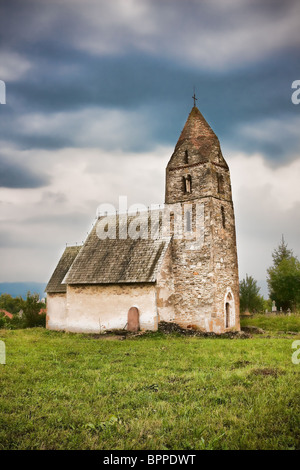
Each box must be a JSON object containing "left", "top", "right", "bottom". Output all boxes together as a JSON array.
[
  {"left": 0, "top": 316, "right": 299, "bottom": 450},
  {"left": 240, "top": 313, "right": 300, "bottom": 333}
]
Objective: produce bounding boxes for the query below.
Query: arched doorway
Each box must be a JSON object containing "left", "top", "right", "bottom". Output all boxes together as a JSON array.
[
  {"left": 127, "top": 306, "right": 140, "bottom": 332},
  {"left": 224, "top": 290, "right": 235, "bottom": 329},
  {"left": 225, "top": 302, "right": 230, "bottom": 328}
]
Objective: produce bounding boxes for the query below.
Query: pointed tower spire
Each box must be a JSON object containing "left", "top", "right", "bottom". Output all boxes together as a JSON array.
[
  {"left": 165, "top": 105, "right": 229, "bottom": 204},
  {"left": 173, "top": 106, "right": 218, "bottom": 161}
]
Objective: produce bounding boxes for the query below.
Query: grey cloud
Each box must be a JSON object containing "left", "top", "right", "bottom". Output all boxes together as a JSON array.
[
  {"left": 0, "top": 212, "right": 92, "bottom": 255},
  {"left": 1, "top": 0, "right": 300, "bottom": 71},
  {"left": 39, "top": 191, "right": 68, "bottom": 205},
  {"left": 1, "top": 42, "right": 297, "bottom": 163},
  {"left": 0, "top": 155, "right": 50, "bottom": 188},
  {"left": 23, "top": 212, "right": 91, "bottom": 228},
  {"left": 235, "top": 189, "right": 300, "bottom": 283}
]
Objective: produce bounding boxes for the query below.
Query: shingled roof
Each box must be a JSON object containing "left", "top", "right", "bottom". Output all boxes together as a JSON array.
[
  {"left": 63, "top": 213, "right": 170, "bottom": 285},
  {"left": 46, "top": 245, "right": 82, "bottom": 293}
]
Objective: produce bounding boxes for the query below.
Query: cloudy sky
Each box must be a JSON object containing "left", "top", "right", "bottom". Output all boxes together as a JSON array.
[{"left": 0, "top": 0, "right": 300, "bottom": 296}]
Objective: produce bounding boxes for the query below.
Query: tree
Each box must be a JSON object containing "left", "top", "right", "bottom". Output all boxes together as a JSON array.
[
  {"left": 239, "top": 274, "right": 264, "bottom": 313},
  {"left": 0, "top": 293, "right": 23, "bottom": 315},
  {"left": 21, "top": 292, "right": 46, "bottom": 328},
  {"left": 271, "top": 235, "right": 293, "bottom": 267},
  {"left": 267, "top": 237, "right": 300, "bottom": 311}
]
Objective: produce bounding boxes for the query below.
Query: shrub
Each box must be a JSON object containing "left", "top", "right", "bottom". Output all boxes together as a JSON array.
[{"left": 22, "top": 292, "right": 46, "bottom": 328}]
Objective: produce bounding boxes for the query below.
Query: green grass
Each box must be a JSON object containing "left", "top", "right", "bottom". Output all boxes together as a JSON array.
[
  {"left": 241, "top": 313, "right": 300, "bottom": 333},
  {"left": 0, "top": 326, "right": 299, "bottom": 450}
]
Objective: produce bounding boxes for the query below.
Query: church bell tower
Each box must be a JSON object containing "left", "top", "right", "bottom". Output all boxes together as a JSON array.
[{"left": 165, "top": 103, "right": 240, "bottom": 333}]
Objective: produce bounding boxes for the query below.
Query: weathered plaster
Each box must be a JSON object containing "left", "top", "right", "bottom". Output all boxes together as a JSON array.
[{"left": 64, "top": 283, "right": 158, "bottom": 333}]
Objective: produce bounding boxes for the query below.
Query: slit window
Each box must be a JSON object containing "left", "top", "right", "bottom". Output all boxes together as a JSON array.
[
  {"left": 221, "top": 206, "right": 226, "bottom": 228},
  {"left": 186, "top": 211, "right": 191, "bottom": 232},
  {"left": 183, "top": 174, "right": 192, "bottom": 193},
  {"left": 170, "top": 211, "right": 174, "bottom": 234},
  {"left": 185, "top": 150, "right": 189, "bottom": 164},
  {"left": 217, "top": 174, "right": 224, "bottom": 194}
]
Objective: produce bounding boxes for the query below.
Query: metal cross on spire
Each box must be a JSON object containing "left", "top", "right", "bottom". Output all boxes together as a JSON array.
[{"left": 192, "top": 91, "right": 197, "bottom": 107}]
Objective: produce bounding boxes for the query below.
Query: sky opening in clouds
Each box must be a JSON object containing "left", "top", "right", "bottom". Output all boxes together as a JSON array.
[{"left": 0, "top": 0, "right": 300, "bottom": 297}]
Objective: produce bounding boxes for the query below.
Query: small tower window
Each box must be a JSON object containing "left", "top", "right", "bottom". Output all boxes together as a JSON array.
[
  {"left": 170, "top": 211, "right": 175, "bottom": 235},
  {"left": 183, "top": 174, "right": 192, "bottom": 194},
  {"left": 185, "top": 150, "right": 189, "bottom": 164},
  {"left": 221, "top": 206, "right": 226, "bottom": 228},
  {"left": 186, "top": 211, "right": 191, "bottom": 232},
  {"left": 217, "top": 174, "right": 224, "bottom": 194}
]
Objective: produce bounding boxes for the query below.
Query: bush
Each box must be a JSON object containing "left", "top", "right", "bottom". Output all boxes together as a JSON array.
[
  {"left": 267, "top": 237, "right": 300, "bottom": 311},
  {"left": 22, "top": 292, "right": 46, "bottom": 328},
  {"left": 239, "top": 274, "right": 265, "bottom": 313},
  {"left": 0, "top": 314, "right": 7, "bottom": 329},
  {"left": 0, "top": 292, "right": 46, "bottom": 329}
]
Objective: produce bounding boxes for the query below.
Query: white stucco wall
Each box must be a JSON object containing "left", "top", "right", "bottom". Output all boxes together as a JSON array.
[
  {"left": 64, "top": 283, "right": 158, "bottom": 333},
  {"left": 46, "top": 293, "right": 67, "bottom": 330}
]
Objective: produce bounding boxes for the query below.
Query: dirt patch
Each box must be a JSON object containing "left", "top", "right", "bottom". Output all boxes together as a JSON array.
[
  {"left": 158, "top": 321, "right": 251, "bottom": 339},
  {"left": 86, "top": 322, "right": 252, "bottom": 340},
  {"left": 88, "top": 333, "right": 126, "bottom": 341},
  {"left": 241, "top": 326, "right": 265, "bottom": 334},
  {"left": 233, "top": 360, "right": 251, "bottom": 368},
  {"left": 251, "top": 368, "right": 282, "bottom": 378}
]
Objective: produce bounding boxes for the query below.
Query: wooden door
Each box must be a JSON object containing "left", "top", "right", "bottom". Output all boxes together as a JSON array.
[{"left": 127, "top": 307, "right": 140, "bottom": 332}]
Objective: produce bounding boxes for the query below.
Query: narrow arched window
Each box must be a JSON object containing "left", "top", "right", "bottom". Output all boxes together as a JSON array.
[
  {"left": 186, "top": 175, "right": 192, "bottom": 193},
  {"left": 186, "top": 211, "right": 191, "bottom": 232},
  {"left": 225, "top": 302, "right": 230, "bottom": 328},
  {"left": 185, "top": 150, "right": 189, "bottom": 164},
  {"left": 217, "top": 174, "right": 224, "bottom": 194},
  {"left": 182, "top": 175, "right": 192, "bottom": 193},
  {"left": 221, "top": 206, "right": 226, "bottom": 228}
]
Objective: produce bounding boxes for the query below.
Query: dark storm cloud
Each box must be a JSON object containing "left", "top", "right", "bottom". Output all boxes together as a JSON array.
[
  {"left": 0, "top": 155, "right": 50, "bottom": 188},
  {"left": 0, "top": 0, "right": 299, "bottom": 162},
  {"left": 1, "top": 0, "right": 299, "bottom": 59},
  {"left": 2, "top": 48, "right": 299, "bottom": 161}
]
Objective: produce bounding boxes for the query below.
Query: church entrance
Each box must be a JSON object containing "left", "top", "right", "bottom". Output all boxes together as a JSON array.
[
  {"left": 127, "top": 306, "right": 140, "bottom": 332},
  {"left": 224, "top": 290, "right": 235, "bottom": 329},
  {"left": 225, "top": 302, "right": 230, "bottom": 328}
]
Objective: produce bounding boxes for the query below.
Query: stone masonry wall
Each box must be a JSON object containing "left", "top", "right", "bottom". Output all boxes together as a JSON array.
[
  {"left": 164, "top": 105, "right": 240, "bottom": 333},
  {"left": 168, "top": 195, "right": 239, "bottom": 333}
]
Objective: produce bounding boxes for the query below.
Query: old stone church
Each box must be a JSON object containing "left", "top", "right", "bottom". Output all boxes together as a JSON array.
[{"left": 46, "top": 104, "right": 240, "bottom": 334}]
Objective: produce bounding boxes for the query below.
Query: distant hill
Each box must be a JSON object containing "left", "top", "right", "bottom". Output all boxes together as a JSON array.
[{"left": 0, "top": 283, "right": 47, "bottom": 300}]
